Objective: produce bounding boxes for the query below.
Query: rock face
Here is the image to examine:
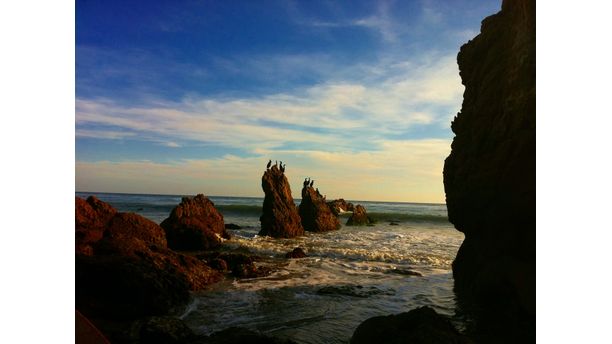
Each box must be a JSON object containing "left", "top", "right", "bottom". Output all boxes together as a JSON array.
[
  {"left": 259, "top": 165, "right": 304, "bottom": 238},
  {"left": 75, "top": 196, "right": 222, "bottom": 322},
  {"left": 351, "top": 306, "right": 471, "bottom": 344},
  {"left": 327, "top": 198, "right": 354, "bottom": 215},
  {"left": 161, "top": 194, "right": 229, "bottom": 251},
  {"left": 299, "top": 186, "right": 340, "bottom": 232},
  {"left": 346, "top": 204, "right": 374, "bottom": 226},
  {"left": 442, "top": 0, "right": 535, "bottom": 339}
]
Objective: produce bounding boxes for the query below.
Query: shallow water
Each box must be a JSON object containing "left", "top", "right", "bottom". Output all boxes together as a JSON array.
[{"left": 76, "top": 192, "right": 464, "bottom": 343}]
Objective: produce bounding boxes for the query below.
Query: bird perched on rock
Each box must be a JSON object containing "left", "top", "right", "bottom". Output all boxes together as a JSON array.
[
  {"left": 275, "top": 160, "right": 278, "bottom": 168},
  {"left": 303, "top": 178, "right": 309, "bottom": 187},
  {"left": 310, "top": 180, "right": 314, "bottom": 187},
  {"left": 280, "top": 163, "right": 285, "bottom": 173},
  {"left": 266, "top": 160, "right": 271, "bottom": 169}
]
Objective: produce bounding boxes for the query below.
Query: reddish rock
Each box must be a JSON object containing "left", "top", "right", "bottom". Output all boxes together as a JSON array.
[
  {"left": 299, "top": 186, "right": 340, "bottom": 232},
  {"left": 258, "top": 165, "right": 304, "bottom": 238},
  {"left": 76, "top": 196, "right": 117, "bottom": 255},
  {"left": 327, "top": 198, "right": 355, "bottom": 216},
  {"left": 346, "top": 205, "right": 374, "bottom": 226},
  {"left": 105, "top": 212, "right": 167, "bottom": 248},
  {"left": 285, "top": 247, "right": 307, "bottom": 259},
  {"left": 442, "top": 0, "right": 535, "bottom": 340},
  {"left": 161, "top": 194, "right": 229, "bottom": 251}
]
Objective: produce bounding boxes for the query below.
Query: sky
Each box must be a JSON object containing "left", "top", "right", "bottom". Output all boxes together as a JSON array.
[{"left": 75, "top": 0, "right": 500, "bottom": 203}]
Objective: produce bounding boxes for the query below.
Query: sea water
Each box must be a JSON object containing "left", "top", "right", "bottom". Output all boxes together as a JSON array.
[{"left": 76, "top": 192, "right": 464, "bottom": 344}]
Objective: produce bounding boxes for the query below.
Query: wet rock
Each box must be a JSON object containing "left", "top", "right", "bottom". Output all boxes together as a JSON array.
[
  {"left": 258, "top": 166, "right": 304, "bottom": 238},
  {"left": 203, "top": 327, "right": 297, "bottom": 344},
  {"left": 346, "top": 204, "right": 374, "bottom": 226},
  {"left": 161, "top": 194, "right": 229, "bottom": 251},
  {"left": 285, "top": 247, "right": 307, "bottom": 259},
  {"left": 351, "top": 306, "right": 471, "bottom": 344},
  {"left": 389, "top": 221, "right": 400, "bottom": 226},
  {"left": 317, "top": 285, "right": 395, "bottom": 298},
  {"left": 299, "top": 186, "right": 340, "bottom": 232},
  {"left": 327, "top": 198, "right": 355, "bottom": 216},
  {"left": 225, "top": 223, "right": 242, "bottom": 230},
  {"left": 387, "top": 268, "right": 422, "bottom": 277},
  {"left": 442, "top": 0, "right": 535, "bottom": 338}
]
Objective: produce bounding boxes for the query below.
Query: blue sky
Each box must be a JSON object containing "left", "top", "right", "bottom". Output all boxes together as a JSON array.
[{"left": 76, "top": 0, "right": 500, "bottom": 202}]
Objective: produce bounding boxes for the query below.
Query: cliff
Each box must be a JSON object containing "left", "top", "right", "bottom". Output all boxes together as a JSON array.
[
  {"left": 259, "top": 165, "right": 304, "bottom": 238},
  {"left": 299, "top": 186, "right": 340, "bottom": 232},
  {"left": 443, "top": 0, "right": 535, "bottom": 339}
]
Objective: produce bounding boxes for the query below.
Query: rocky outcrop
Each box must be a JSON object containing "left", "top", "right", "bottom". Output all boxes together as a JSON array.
[
  {"left": 442, "top": 0, "right": 535, "bottom": 340},
  {"left": 327, "top": 198, "right": 354, "bottom": 215},
  {"left": 299, "top": 186, "right": 340, "bottom": 232},
  {"left": 259, "top": 165, "right": 304, "bottom": 238},
  {"left": 346, "top": 204, "right": 374, "bottom": 226},
  {"left": 161, "top": 194, "right": 229, "bottom": 251},
  {"left": 351, "top": 306, "right": 470, "bottom": 344},
  {"left": 75, "top": 197, "right": 222, "bottom": 322},
  {"left": 76, "top": 196, "right": 117, "bottom": 255}
]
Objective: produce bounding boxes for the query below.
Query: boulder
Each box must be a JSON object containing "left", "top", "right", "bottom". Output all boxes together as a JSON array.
[
  {"left": 350, "top": 306, "right": 471, "bottom": 344},
  {"left": 285, "top": 247, "right": 307, "bottom": 259},
  {"left": 161, "top": 194, "right": 229, "bottom": 251},
  {"left": 75, "top": 196, "right": 117, "bottom": 255},
  {"left": 299, "top": 186, "right": 340, "bottom": 232},
  {"left": 442, "top": 0, "right": 535, "bottom": 339},
  {"left": 327, "top": 198, "right": 355, "bottom": 216},
  {"left": 346, "top": 205, "right": 374, "bottom": 226},
  {"left": 258, "top": 166, "right": 304, "bottom": 238},
  {"left": 75, "top": 197, "right": 222, "bottom": 321}
]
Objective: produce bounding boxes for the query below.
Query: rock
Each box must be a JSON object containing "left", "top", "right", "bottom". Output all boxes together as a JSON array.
[
  {"left": 389, "top": 221, "right": 399, "bottom": 226},
  {"left": 138, "top": 316, "right": 196, "bottom": 344},
  {"left": 201, "top": 327, "right": 297, "bottom": 344},
  {"left": 299, "top": 186, "right": 340, "bottom": 232},
  {"left": 285, "top": 247, "right": 307, "bottom": 259},
  {"left": 225, "top": 223, "right": 242, "bottom": 230},
  {"left": 258, "top": 166, "right": 304, "bottom": 238},
  {"left": 442, "top": 0, "right": 535, "bottom": 339},
  {"left": 75, "top": 196, "right": 117, "bottom": 255},
  {"left": 327, "top": 198, "right": 354, "bottom": 215},
  {"left": 387, "top": 268, "right": 422, "bottom": 277},
  {"left": 75, "top": 197, "right": 223, "bottom": 321},
  {"left": 350, "top": 306, "right": 471, "bottom": 344},
  {"left": 161, "top": 194, "right": 229, "bottom": 251},
  {"left": 346, "top": 205, "right": 374, "bottom": 226}
]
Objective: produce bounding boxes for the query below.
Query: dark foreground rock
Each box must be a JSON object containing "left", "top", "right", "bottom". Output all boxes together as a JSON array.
[
  {"left": 351, "top": 306, "right": 471, "bottom": 344},
  {"left": 327, "top": 198, "right": 355, "bottom": 215},
  {"left": 442, "top": 0, "right": 535, "bottom": 341},
  {"left": 259, "top": 165, "right": 304, "bottom": 238},
  {"left": 346, "top": 204, "right": 374, "bottom": 226},
  {"left": 299, "top": 186, "right": 340, "bottom": 232},
  {"left": 285, "top": 247, "right": 307, "bottom": 258},
  {"left": 161, "top": 194, "right": 229, "bottom": 251},
  {"left": 75, "top": 196, "right": 222, "bottom": 341}
]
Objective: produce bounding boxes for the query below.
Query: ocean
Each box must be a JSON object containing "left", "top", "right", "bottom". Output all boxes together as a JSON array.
[{"left": 75, "top": 192, "right": 464, "bottom": 344}]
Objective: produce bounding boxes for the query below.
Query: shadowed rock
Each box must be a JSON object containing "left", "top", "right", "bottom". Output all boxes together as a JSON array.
[
  {"left": 442, "top": 0, "right": 535, "bottom": 341},
  {"left": 351, "top": 306, "right": 471, "bottom": 344},
  {"left": 76, "top": 196, "right": 118, "bottom": 255},
  {"left": 299, "top": 186, "right": 340, "bottom": 232},
  {"left": 346, "top": 204, "right": 374, "bottom": 226},
  {"left": 259, "top": 165, "right": 304, "bottom": 238},
  {"left": 285, "top": 247, "right": 307, "bottom": 258},
  {"left": 161, "top": 194, "right": 229, "bottom": 251},
  {"left": 327, "top": 198, "right": 355, "bottom": 215}
]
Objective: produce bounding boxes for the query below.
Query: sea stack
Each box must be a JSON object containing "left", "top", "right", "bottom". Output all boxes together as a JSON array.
[
  {"left": 299, "top": 184, "right": 340, "bottom": 232},
  {"left": 259, "top": 165, "right": 304, "bottom": 238},
  {"left": 327, "top": 198, "right": 355, "bottom": 216},
  {"left": 443, "top": 0, "right": 535, "bottom": 339},
  {"left": 161, "top": 194, "right": 229, "bottom": 251},
  {"left": 346, "top": 204, "right": 374, "bottom": 226}
]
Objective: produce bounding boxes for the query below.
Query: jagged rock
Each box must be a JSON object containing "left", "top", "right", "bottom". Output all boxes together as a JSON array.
[
  {"left": 285, "top": 247, "right": 307, "bottom": 259},
  {"left": 350, "top": 306, "right": 471, "bottom": 344},
  {"left": 346, "top": 205, "right": 374, "bottom": 226},
  {"left": 442, "top": 0, "right": 535, "bottom": 340},
  {"left": 258, "top": 165, "right": 304, "bottom": 238},
  {"left": 327, "top": 198, "right": 355, "bottom": 215},
  {"left": 75, "top": 197, "right": 222, "bottom": 321},
  {"left": 161, "top": 194, "right": 229, "bottom": 251},
  {"left": 299, "top": 186, "right": 340, "bottom": 232},
  {"left": 76, "top": 196, "right": 117, "bottom": 255}
]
